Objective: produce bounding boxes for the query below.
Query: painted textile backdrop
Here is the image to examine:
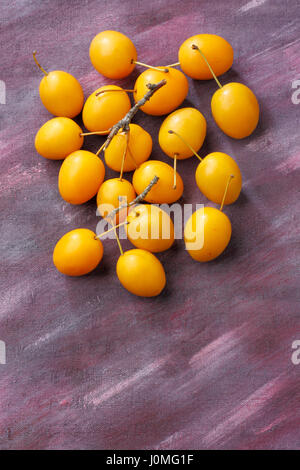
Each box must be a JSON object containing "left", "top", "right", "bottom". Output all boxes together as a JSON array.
[{"left": 0, "top": 0, "right": 299, "bottom": 450}]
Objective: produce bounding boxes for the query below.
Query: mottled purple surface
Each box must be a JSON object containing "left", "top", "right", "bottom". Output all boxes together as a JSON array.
[{"left": 0, "top": 0, "right": 300, "bottom": 450}]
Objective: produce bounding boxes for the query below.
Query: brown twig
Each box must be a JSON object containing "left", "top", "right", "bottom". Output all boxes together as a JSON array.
[
  {"left": 96, "top": 80, "right": 167, "bottom": 155},
  {"left": 105, "top": 176, "right": 159, "bottom": 223}
]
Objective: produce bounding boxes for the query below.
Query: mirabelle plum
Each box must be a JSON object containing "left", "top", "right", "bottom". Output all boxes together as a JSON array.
[
  {"left": 89, "top": 30, "right": 137, "bottom": 79},
  {"left": 105, "top": 124, "right": 152, "bottom": 172},
  {"left": 116, "top": 249, "right": 166, "bottom": 297},
  {"left": 33, "top": 51, "right": 84, "bottom": 117},
  {"left": 133, "top": 67, "right": 188, "bottom": 115},
  {"left": 126, "top": 204, "right": 174, "bottom": 252},
  {"left": 133, "top": 161, "right": 183, "bottom": 204},
  {"left": 184, "top": 207, "right": 231, "bottom": 262},
  {"left": 159, "top": 107, "right": 206, "bottom": 159},
  {"left": 82, "top": 85, "right": 131, "bottom": 133},
  {"left": 195, "top": 152, "right": 242, "bottom": 205},
  {"left": 96, "top": 178, "right": 136, "bottom": 223},
  {"left": 58, "top": 150, "right": 105, "bottom": 204},
  {"left": 35, "top": 117, "right": 83, "bottom": 160},
  {"left": 53, "top": 229, "right": 103, "bottom": 276},
  {"left": 178, "top": 34, "right": 233, "bottom": 80}
]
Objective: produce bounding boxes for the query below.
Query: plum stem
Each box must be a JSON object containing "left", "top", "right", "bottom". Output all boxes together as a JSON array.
[
  {"left": 168, "top": 130, "right": 202, "bottom": 161},
  {"left": 95, "top": 221, "right": 128, "bottom": 240},
  {"left": 96, "top": 89, "right": 135, "bottom": 96},
  {"left": 80, "top": 130, "right": 110, "bottom": 136},
  {"left": 220, "top": 175, "right": 234, "bottom": 211},
  {"left": 32, "top": 51, "right": 48, "bottom": 76},
  {"left": 173, "top": 154, "right": 178, "bottom": 189},
  {"left": 132, "top": 60, "right": 169, "bottom": 73},
  {"left": 165, "top": 62, "right": 180, "bottom": 67},
  {"left": 96, "top": 142, "right": 106, "bottom": 156},
  {"left": 191, "top": 44, "right": 222, "bottom": 89},
  {"left": 119, "top": 130, "right": 130, "bottom": 181},
  {"left": 113, "top": 225, "right": 124, "bottom": 256}
]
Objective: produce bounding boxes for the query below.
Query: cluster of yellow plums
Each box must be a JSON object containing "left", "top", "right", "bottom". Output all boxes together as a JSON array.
[{"left": 34, "top": 31, "right": 259, "bottom": 297}]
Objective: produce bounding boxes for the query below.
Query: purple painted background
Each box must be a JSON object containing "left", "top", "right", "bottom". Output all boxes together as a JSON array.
[{"left": 0, "top": 0, "right": 300, "bottom": 450}]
